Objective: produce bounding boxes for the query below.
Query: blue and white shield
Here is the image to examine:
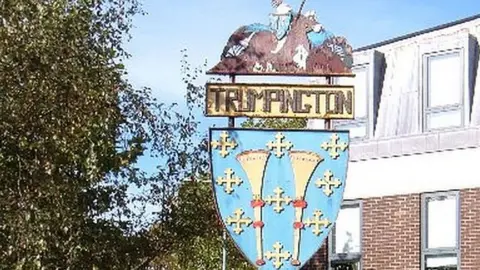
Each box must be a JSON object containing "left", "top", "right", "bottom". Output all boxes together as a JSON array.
[{"left": 209, "top": 128, "right": 350, "bottom": 269}]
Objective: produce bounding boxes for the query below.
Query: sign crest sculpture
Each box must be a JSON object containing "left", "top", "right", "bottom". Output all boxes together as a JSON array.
[
  {"left": 204, "top": 0, "right": 354, "bottom": 269},
  {"left": 207, "top": 0, "right": 354, "bottom": 76}
]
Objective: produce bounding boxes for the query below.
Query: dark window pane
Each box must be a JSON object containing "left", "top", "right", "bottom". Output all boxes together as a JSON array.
[
  {"left": 426, "top": 267, "right": 456, "bottom": 270},
  {"left": 425, "top": 255, "right": 457, "bottom": 270},
  {"left": 332, "top": 262, "right": 360, "bottom": 270}
]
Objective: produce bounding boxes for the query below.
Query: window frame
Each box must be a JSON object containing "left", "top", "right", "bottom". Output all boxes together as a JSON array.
[
  {"left": 333, "top": 50, "right": 383, "bottom": 141},
  {"left": 420, "top": 190, "right": 461, "bottom": 270},
  {"left": 422, "top": 49, "right": 465, "bottom": 131},
  {"left": 419, "top": 32, "right": 475, "bottom": 132},
  {"left": 334, "top": 64, "right": 369, "bottom": 141},
  {"left": 328, "top": 200, "right": 363, "bottom": 270}
]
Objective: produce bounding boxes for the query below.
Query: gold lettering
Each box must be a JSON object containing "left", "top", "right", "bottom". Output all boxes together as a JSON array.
[
  {"left": 279, "top": 89, "right": 294, "bottom": 113},
  {"left": 263, "top": 89, "right": 281, "bottom": 113},
  {"left": 205, "top": 83, "right": 354, "bottom": 120},
  {"left": 236, "top": 87, "right": 250, "bottom": 112},
  {"left": 293, "top": 90, "right": 312, "bottom": 113},
  {"left": 247, "top": 88, "right": 263, "bottom": 112},
  {"left": 210, "top": 87, "right": 226, "bottom": 112},
  {"left": 343, "top": 90, "right": 353, "bottom": 115},
  {"left": 226, "top": 88, "right": 238, "bottom": 112},
  {"left": 325, "top": 92, "right": 337, "bottom": 114}
]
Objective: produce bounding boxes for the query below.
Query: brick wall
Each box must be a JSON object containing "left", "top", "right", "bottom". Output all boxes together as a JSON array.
[
  {"left": 461, "top": 188, "right": 480, "bottom": 270},
  {"left": 362, "top": 194, "right": 421, "bottom": 270},
  {"left": 302, "top": 241, "right": 328, "bottom": 270},
  {"left": 303, "top": 188, "right": 480, "bottom": 269}
]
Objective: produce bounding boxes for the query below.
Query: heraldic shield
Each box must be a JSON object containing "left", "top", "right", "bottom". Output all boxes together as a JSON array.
[{"left": 209, "top": 128, "right": 350, "bottom": 269}]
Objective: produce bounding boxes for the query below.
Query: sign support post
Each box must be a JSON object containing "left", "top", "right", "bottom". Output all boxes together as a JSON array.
[
  {"left": 324, "top": 76, "right": 333, "bottom": 130},
  {"left": 221, "top": 74, "right": 236, "bottom": 270}
]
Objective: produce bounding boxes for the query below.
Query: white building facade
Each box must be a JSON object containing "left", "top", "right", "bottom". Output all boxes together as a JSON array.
[{"left": 307, "top": 14, "right": 480, "bottom": 270}]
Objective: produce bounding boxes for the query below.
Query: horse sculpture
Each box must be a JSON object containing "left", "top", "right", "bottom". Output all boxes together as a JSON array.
[{"left": 209, "top": 2, "right": 353, "bottom": 75}]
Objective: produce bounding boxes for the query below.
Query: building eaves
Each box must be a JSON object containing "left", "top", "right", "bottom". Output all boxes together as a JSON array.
[{"left": 354, "top": 13, "right": 480, "bottom": 52}]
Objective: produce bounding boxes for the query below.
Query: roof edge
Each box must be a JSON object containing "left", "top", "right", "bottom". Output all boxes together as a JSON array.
[{"left": 354, "top": 13, "right": 480, "bottom": 52}]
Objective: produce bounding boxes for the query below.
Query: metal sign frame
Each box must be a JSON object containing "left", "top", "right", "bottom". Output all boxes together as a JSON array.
[{"left": 205, "top": 82, "right": 355, "bottom": 119}]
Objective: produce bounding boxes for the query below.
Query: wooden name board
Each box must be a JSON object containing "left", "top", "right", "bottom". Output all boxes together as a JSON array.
[{"left": 205, "top": 83, "right": 354, "bottom": 119}]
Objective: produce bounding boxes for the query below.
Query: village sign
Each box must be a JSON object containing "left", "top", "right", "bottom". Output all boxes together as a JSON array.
[{"left": 205, "top": 0, "right": 355, "bottom": 269}]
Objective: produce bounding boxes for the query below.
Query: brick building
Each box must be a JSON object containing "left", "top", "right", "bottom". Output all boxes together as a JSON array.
[{"left": 306, "top": 14, "right": 480, "bottom": 270}]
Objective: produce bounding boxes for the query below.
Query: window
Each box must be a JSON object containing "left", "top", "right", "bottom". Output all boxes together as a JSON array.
[
  {"left": 334, "top": 66, "right": 369, "bottom": 139},
  {"left": 423, "top": 51, "right": 464, "bottom": 130},
  {"left": 421, "top": 191, "right": 460, "bottom": 270},
  {"left": 329, "top": 201, "right": 362, "bottom": 270},
  {"left": 420, "top": 32, "right": 476, "bottom": 132},
  {"left": 333, "top": 50, "right": 383, "bottom": 140}
]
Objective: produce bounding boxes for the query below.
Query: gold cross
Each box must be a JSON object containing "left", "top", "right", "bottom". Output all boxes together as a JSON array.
[
  {"left": 265, "top": 187, "right": 292, "bottom": 213},
  {"left": 216, "top": 168, "right": 242, "bottom": 194},
  {"left": 211, "top": 131, "right": 237, "bottom": 158},
  {"left": 304, "top": 210, "right": 331, "bottom": 236},
  {"left": 320, "top": 133, "right": 348, "bottom": 159},
  {"left": 225, "top": 208, "right": 252, "bottom": 235},
  {"left": 315, "top": 170, "right": 342, "bottom": 196},
  {"left": 265, "top": 242, "right": 291, "bottom": 269},
  {"left": 266, "top": 132, "right": 293, "bottom": 158}
]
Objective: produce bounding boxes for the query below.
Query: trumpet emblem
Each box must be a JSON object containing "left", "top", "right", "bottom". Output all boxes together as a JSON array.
[
  {"left": 289, "top": 150, "right": 324, "bottom": 266},
  {"left": 237, "top": 149, "right": 271, "bottom": 265},
  {"left": 209, "top": 128, "right": 350, "bottom": 269}
]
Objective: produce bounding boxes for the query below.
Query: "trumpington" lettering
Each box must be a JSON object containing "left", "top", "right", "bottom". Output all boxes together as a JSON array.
[{"left": 206, "top": 83, "right": 354, "bottom": 119}]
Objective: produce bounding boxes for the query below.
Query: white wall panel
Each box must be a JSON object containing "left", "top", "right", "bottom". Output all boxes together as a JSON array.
[{"left": 344, "top": 147, "right": 480, "bottom": 199}]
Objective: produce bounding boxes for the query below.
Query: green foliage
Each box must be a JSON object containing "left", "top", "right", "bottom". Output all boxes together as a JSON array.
[
  {"left": 242, "top": 118, "right": 307, "bottom": 129},
  {"left": 0, "top": 0, "right": 310, "bottom": 268},
  {"left": 154, "top": 179, "right": 254, "bottom": 270},
  {"left": 0, "top": 1, "right": 207, "bottom": 269}
]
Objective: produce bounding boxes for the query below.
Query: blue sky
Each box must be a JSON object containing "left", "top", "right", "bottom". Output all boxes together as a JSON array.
[
  {"left": 123, "top": 0, "right": 478, "bottom": 174},
  {"left": 125, "top": 0, "right": 478, "bottom": 101},
  {"left": 121, "top": 0, "right": 478, "bottom": 217}
]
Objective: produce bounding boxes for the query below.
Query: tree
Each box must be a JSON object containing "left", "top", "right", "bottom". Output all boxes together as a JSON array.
[
  {"left": 242, "top": 118, "right": 307, "bottom": 129},
  {"left": 152, "top": 178, "right": 255, "bottom": 270},
  {"left": 0, "top": 1, "right": 311, "bottom": 268},
  {"left": 0, "top": 1, "right": 206, "bottom": 269}
]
